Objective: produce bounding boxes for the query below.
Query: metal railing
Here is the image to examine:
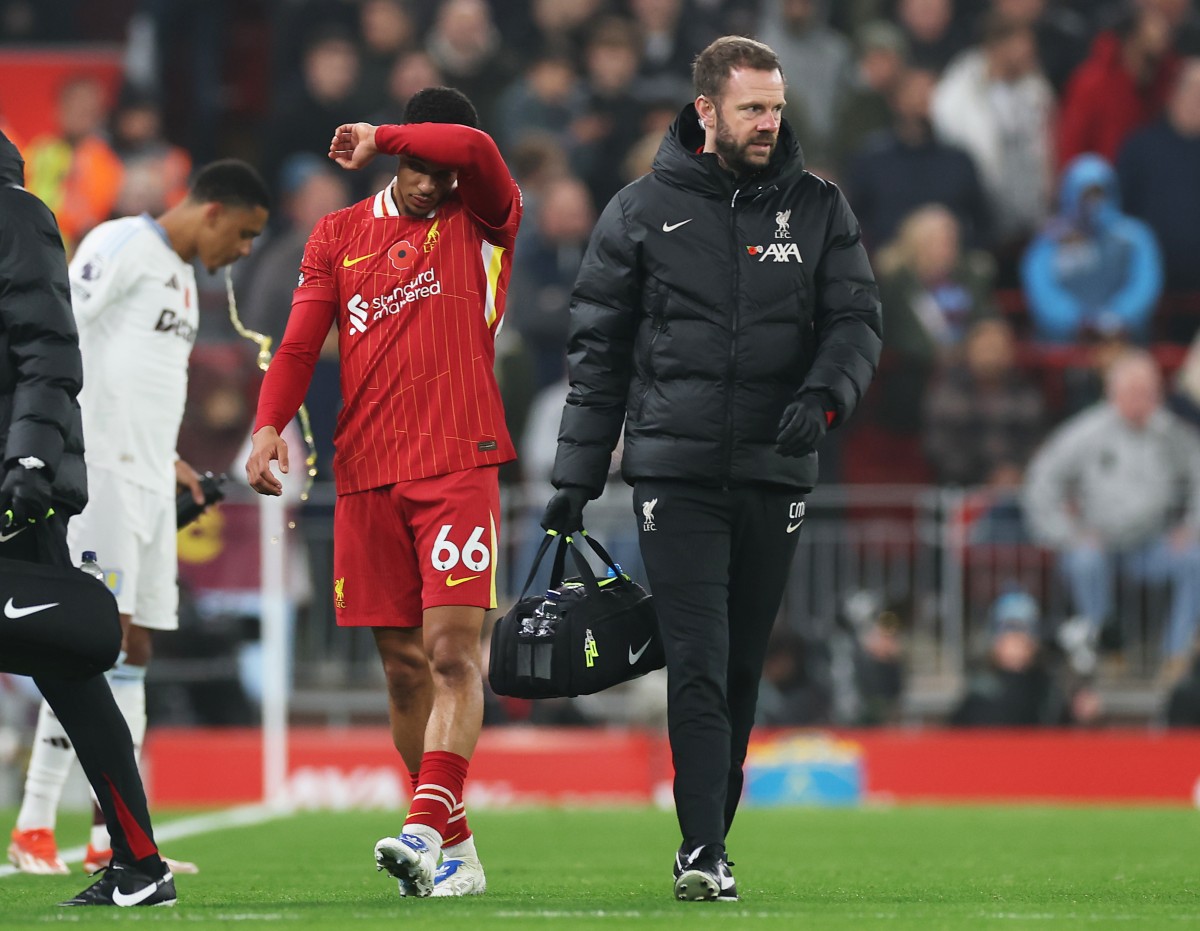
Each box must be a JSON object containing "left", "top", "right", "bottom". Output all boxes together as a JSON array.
[{"left": 171, "top": 482, "right": 1176, "bottom": 724}]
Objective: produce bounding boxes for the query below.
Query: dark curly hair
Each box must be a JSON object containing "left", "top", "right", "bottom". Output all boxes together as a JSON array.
[
  {"left": 189, "top": 159, "right": 270, "bottom": 210},
  {"left": 403, "top": 86, "right": 480, "bottom": 128}
]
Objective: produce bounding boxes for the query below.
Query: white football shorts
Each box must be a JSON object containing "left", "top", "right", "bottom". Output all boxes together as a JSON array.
[{"left": 66, "top": 465, "right": 179, "bottom": 630}]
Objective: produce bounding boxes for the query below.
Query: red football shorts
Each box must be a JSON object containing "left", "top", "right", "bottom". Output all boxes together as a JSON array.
[{"left": 332, "top": 466, "right": 500, "bottom": 627}]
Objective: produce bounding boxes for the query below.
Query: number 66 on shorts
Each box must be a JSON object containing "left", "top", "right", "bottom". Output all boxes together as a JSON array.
[
  {"left": 431, "top": 524, "right": 490, "bottom": 573},
  {"left": 333, "top": 467, "right": 501, "bottom": 627}
]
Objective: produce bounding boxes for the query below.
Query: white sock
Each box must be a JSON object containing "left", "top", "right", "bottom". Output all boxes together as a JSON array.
[
  {"left": 106, "top": 661, "right": 147, "bottom": 756},
  {"left": 442, "top": 834, "right": 478, "bottom": 862},
  {"left": 89, "top": 818, "right": 110, "bottom": 852},
  {"left": 404, "top": 823, "right": 443, "bottom": 851},
  {"left": 15, "top": 702, "right": 75, "bottom": 832},
  {"left": 87, "top": 661, "right": 147, "bottom": 851}
]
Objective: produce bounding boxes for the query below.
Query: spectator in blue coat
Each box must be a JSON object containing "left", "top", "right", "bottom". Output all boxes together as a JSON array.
[{"left": 1021, "top": 153, "right": 1163, "bottom": 343}]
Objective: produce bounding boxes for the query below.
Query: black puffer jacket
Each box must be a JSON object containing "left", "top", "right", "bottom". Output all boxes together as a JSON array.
[
  {"left": 552, "top": 106, "right": 882, "bottom": 496},
  {"left": 0, "top": 131, "right": 88, "bottom": 517}
]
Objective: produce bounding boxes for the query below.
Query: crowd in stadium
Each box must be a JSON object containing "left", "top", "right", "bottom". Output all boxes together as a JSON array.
[{"left": 3, "top": 0, "right": 1200, "bottom": 728}]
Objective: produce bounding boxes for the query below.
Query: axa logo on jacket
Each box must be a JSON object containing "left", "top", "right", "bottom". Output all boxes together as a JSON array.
[{"left": 745, "top": 242, "right": 803, "bottom": 263}]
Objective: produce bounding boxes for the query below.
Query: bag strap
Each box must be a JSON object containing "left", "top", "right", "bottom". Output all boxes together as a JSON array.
[
  {"left": 563, "top": 534, "right": 604, "bottom": 597},
  {"left": 577, "top": 531, "right": 623, "bottom": 578},
  {"left": 516, "top": 529, "right": 623, "bottom": 601},
  {"left": 517, "top": 531, "right": 571, "bottom": 600}
]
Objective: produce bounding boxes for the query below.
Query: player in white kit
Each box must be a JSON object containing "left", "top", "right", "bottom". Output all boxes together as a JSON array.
[{"left": 8, "top": 160, "right": 269, "bottom": 876}]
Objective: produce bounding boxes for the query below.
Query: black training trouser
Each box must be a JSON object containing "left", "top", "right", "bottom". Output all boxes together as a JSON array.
[
  {"left": 633, "top": 480, "right": 804, "bottom": 852},
  {"left": 0, "top": 518, "right": 163, "bottom": 874}
]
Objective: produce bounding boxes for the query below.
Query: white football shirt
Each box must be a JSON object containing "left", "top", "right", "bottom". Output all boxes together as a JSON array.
[{"left": 69, "top": 215, "right": 198, "bottom": 497}]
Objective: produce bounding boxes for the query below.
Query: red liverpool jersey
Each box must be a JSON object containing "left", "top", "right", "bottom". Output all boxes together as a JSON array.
[{"left": 255, "top": 123, "right": 521, "bottom": 494}]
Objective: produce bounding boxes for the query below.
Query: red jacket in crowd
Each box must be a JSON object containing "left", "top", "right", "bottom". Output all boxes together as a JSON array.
[{"left": 1056, "top": 32, "right": 1179, "bottom": 169}]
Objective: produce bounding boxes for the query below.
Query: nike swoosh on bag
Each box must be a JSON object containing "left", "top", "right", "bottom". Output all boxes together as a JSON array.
[
  {"left": 111, "top": 876, "right": 168, "bottom": 907},
  {"left": 628, "top": 639, "right": 654, "bottom": 664},
  {"left": 4, "top": 598, "right": 59, "bottom": 619}
]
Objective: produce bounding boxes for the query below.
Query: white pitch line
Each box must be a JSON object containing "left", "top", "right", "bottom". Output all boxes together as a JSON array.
[{"left": 0, "top": 802, "right": 286, "bottom": 878}]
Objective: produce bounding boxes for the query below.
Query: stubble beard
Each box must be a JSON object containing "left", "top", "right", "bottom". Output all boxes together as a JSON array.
[{"left": 713, "top": 114, "right": 776, "bottom": 176}]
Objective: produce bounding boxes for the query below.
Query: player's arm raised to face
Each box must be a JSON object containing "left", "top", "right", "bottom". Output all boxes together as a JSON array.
[{"left": 376, "top": 123, "right": 516, "bottom": 232}]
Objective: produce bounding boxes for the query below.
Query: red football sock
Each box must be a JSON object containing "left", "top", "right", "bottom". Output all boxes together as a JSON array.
[
  {"left": 443, "top": 796, "right": 472, "bottom": 848},
  {"left": 404, "top": 750, "right": 469, "bottom": 842},
  {"left": 406, "top": 767, "right": 472, "bottom": 844}
]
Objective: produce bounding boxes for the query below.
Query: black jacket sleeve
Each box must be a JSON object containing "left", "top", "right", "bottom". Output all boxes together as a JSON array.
[
  {"left": 801, "top": 187, "right": 882, "bottom": 426},
  {"left": 0, "top": 190, "right": 83, "bottom": 478},
  {"left": 551, "top": 192, "right": 640, "bottom": 498}
]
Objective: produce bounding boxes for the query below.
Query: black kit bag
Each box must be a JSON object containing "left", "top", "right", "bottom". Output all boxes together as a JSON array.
[
  {"left": 489, "top": 531, "right": 664, "bottom": 699},
  {"left": 0, "top": 556, "right": 121, "bottom": 680}
]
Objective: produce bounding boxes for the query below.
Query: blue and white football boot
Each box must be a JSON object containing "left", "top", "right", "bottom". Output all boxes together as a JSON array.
[{"left": 374, "top": 831, "right": 439, "bottom": 898}]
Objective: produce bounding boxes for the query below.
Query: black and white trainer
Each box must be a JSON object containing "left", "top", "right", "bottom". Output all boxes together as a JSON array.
[
  {"left": 59, "top": 862, "right": 176, "bottom": 907},
  {"left": 673, "top": 845, "right": 738, "bottom": 902}
]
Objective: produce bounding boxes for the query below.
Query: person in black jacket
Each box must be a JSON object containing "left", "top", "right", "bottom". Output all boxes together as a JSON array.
[
  {"left": 947, "top": 589, "right": 1100, "bottom": 728},
  {"left": 541, "top": 36, "right": 882, "bottom": 901},
  {"left": 0, "top": 129, "right": 175, "bottom": 906}
]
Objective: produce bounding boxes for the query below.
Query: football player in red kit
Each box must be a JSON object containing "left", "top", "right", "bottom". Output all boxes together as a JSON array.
[{"left": 245, "top": 87, "right": 520, "bottom": 898}]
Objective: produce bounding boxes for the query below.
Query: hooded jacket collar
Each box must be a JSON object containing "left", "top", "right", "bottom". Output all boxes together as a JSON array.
[
  {"left": 0, "top": 129, "right": 24, "bottom": 189},
  {"left": 650, "top": 103, "right": 806, "bottom": 198}
]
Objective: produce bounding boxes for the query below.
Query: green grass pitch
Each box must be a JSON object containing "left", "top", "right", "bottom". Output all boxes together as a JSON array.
[{"left": 1, "top": 805, "right": 1198, "bottom": 929}]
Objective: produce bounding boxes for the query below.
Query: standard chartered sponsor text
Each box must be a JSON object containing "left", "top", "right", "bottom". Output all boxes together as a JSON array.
[{"left": 371, "top": 268, "right": 442, "bottom": 319}]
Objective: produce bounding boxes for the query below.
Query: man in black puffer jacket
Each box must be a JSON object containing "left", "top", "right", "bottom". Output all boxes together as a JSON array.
[
  {"left": 542, "top": 37, "right": 881, "bottom": 901},
  {"left": 0, "top": 129, "right": 175, "bottom": 906}
]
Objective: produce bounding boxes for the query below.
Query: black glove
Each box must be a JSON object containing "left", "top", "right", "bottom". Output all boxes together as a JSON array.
[
  {"left": 540, "top": 487, "right": 590, "bottom": 535},
  {"left": 0, "top": 464, "right": 53, "bottom": 529},
  {"left": 775, "top": 394, "right": 829, "bottom": 458}
]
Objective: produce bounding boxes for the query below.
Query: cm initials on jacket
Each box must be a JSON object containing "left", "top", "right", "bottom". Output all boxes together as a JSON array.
[{"left": 553, "top": 103, "right": 882, "bottom": 497}]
